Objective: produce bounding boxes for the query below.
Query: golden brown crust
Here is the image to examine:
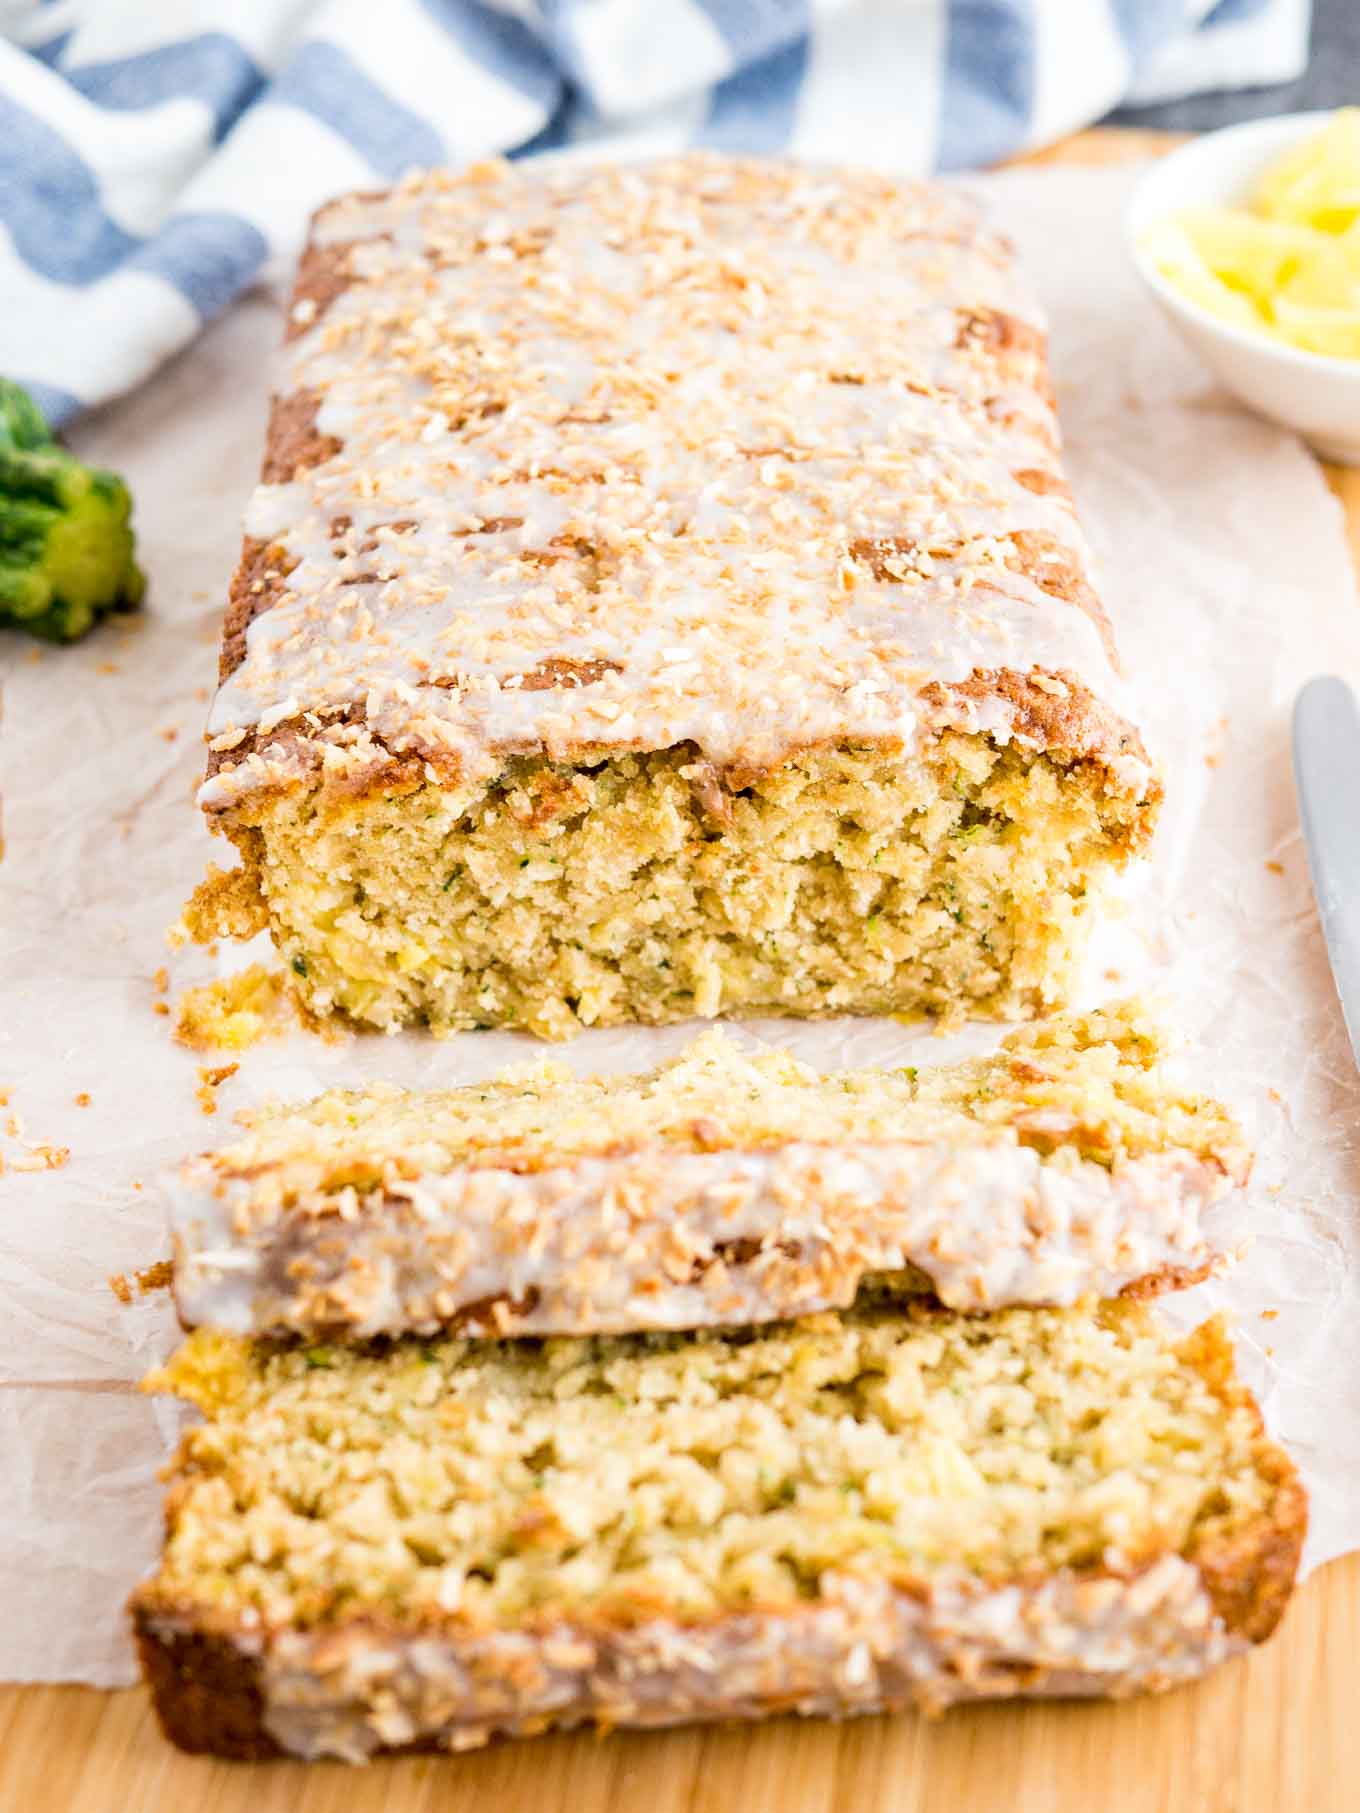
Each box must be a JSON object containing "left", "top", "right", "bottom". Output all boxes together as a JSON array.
[
  {"left": 1180, "top": 1318, "right": 1309, "bottom": 1645},
  {"left": 955, "top": 308, "right": 1056, "bottom": 410},
  {"left": 1013, "top": 466, "right": 1073, "bottom": 502},
  {"left": 182, "top": 1256, "right": 1219, "bottom": 1347},
  {"left": 1114, "top": 1261, "right": 1216, "bottom": 1300},
  {"left": 220, "top": 539, "right": 298, "bottom": 683},
  {"left": 133, "top": 1609, "right": 280, "bottom": 1760},
  {"left": 284, "top": 241, "right": 360, "bottom": 343},
  {"left": 1005, "top": 530, "right": 1118, "bottom": 668},
  {"left": 1196, "top": 1461, "right": 1307, "bottom": 1645},
  {"left": 259, "top": 389, "right": 341, "bottom": 486},
  {"left": 925, "top": 667, "right": 1158, "bottom": 819},
  {"left": 844, "top": 535, "right": 952, "bottom": 580},
  {"left": 428, "top": 655, "right": 626, "bottom": 693},
  {"left": 955, "top": 306, "right": 1042, "bottom": 362}
]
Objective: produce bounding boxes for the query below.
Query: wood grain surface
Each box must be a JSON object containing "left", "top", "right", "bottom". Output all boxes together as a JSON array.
[{"left": 3, "top": 126, "right": 1357, "bottom": 1813}]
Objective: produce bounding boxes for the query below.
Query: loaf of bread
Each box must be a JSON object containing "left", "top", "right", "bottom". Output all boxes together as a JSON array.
[
  {"left": 169, "top": 1002, "right": 1248, "bottom": 1339},
  {"left": 134, "top": 154, "right": 1299, "bottom": 1776},
  {"left": 133, "top": 1300, "right": 1303, "bottom": 1761},
  {"left": 185, "top": 153, "right": 1159, "bottom": 1038}
]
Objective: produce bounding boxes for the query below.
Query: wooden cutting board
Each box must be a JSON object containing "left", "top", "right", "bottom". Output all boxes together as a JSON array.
[{"left": 3, "top": 127, "right": 1357, "bottom": 1813}]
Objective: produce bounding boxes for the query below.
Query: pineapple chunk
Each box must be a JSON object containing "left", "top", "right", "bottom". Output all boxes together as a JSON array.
[
  {"left": 1144, "top": 112, "right": 1360, "bottom": 359},
  {"left": 1255, "top": 108, "right": 1360, "bottom": 234},
  {"left": 1141, "top": 220, "right": 1267, "bottom": 332},
  {"left": 1162, "top": 208, "right": 1316, "bottom": 307},
  {"left": 1270, "top": 298, "right": 1360, "bottom": 359},
  {"left": 1278, "top": 224, "right": 1360, "bottom": 309}
]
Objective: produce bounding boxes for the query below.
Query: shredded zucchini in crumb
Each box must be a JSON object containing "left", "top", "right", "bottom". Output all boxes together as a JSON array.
[
  {"left": 144, "top": 1302, "right": 1278, "bottom": 1631},
  {"left": 189, "top": 734, "right": 1151, "bottom": 1040}
]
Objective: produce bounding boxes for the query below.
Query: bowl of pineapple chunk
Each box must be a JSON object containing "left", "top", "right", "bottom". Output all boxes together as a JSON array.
[{"left": 1130, "top": 109, "right": 1360, "bottom": 463}]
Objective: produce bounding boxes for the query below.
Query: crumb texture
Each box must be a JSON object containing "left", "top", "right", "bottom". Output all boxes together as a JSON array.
[
  {"left": 141, "top": 1301, "right": 1296, "bottom": 1639},
  {"left": 197, "top": 738, "right": 1153, "bottom": 1037}
]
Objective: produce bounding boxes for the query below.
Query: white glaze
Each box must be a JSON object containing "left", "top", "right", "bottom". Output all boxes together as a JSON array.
[
  {"left": 169, "top": 1140, "right": 1231, "bottom": 1337},
  {"left": 219, "top": 1559, "right": 1241, "bottom": 1760},
  {"left": 201, "top": 157, "right": 1146, "bottom": 812}
]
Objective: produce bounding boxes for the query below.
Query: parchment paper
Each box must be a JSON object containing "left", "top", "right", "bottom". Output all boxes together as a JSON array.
[{"left": 3, "top": 164, "right": 1360, "bottom": 1687}]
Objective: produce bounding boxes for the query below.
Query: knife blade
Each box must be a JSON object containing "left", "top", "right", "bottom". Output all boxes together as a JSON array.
[{"left": 1292, "top": 674, "right": 1360, "bottom": 1070}]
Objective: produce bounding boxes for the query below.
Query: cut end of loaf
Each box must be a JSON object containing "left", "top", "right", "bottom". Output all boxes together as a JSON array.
[{"left": 186, "top": 731, "right": 1156, "bottom": 1039}]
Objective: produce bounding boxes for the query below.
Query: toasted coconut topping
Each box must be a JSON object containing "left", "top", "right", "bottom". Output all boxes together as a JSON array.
[{"left": 203, "top": 155, "right": 1148, "bottom": 812}]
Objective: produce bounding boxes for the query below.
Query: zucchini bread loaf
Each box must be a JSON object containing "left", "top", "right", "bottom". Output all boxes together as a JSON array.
[
  {"left": 133, "top": 1300, "right": 1303, "bottom": 1760},
  {"left": 186, "top": 154, "right": 1159, "bottom": 1038},
  {"left": 170, "top": 1001, "right": 1248, "bottom": 1339}
]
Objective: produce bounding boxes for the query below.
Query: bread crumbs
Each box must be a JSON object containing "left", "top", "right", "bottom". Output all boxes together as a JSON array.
[
  {"left": 111, "top": 1260, "right": 173, "bottom": 1304},
  {"left": 10, "top": 1143, "right": 70, "bottom": 1173},
  {"left": 173, "top": 964, "right": 336, "bottom": 1052},
  {"left": 196, "top": 1062, "right": 240, "bottom": 1115}
]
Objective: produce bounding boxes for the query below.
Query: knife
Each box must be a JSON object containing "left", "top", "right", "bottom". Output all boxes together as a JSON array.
[{"left": 1293, "top": 674, "right": 1360, "bottom": 1069}]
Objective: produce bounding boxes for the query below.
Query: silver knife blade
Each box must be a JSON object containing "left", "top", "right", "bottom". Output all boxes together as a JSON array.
[{"left": 1293, "top": 674, "right": 1360, "bottom": 1070}]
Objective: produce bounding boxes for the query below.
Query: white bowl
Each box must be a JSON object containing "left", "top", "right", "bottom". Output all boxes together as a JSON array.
[{"left": 1127, "top": 111, "right": 1360, "bottom": 466}]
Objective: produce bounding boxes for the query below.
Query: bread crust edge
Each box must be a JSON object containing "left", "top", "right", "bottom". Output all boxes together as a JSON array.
[{"left": 132, "top": 1501, "right": 1304, "bottom": 1763}]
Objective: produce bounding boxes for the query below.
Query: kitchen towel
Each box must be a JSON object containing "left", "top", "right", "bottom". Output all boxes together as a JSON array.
[{"left": 0, "top": 0, "right": 1311, "bottom": 428}]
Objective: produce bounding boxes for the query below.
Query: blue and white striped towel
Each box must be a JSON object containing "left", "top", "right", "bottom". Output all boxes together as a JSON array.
[{"left": 1, "top": 1, "right": 1311, "bottom": 427}]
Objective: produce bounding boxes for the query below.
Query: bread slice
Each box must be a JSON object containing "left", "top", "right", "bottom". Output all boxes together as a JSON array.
[
  {"left": 185, "top": 153, "right": 1159, "bottom": 1039},
  {"left": 132, "top": 1299, "right": 1304, "bottom": 1760},
  {"left": 169, "top": 1000, "right": 1248, "bottom": 1340}
]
